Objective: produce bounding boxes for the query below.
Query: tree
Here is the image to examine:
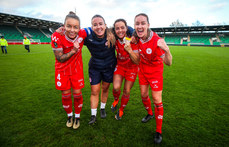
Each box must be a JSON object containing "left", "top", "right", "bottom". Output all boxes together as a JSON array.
[
  {"left": 169, "top": 19, "right": 187, "bottom": 27},
  {"left": 192, "top": 20, "right": 204, "bottom": 26}
]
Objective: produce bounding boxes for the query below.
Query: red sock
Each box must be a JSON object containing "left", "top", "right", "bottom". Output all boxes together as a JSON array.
[
  {"left": 154, "top": 102, "right": 164, "bottom": 134},
  {"left": 62, "top": 93, "right": 72, "bottom": 115},
  {"left": 141, "top": 96, "right": 153, "bottom": 115},
  {"left": 73, "top": 92, "right": 83, "bottom": 117},
  {"left": 112, "top": 89, "right": 121, "bottom": 106},
  {"left": 119, "top": 94, "right": 130, "bottom": 112}
]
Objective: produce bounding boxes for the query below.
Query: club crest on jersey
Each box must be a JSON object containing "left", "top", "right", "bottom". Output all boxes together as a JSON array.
[
  {"left": 57, "top": 81, "right": 61, "bottom": 87},
  {"left": 146, "top": 48, "right": 152, "bottom": 54},
  {"left": 77, "top": 37, "right": 83, "bottom": 43}
]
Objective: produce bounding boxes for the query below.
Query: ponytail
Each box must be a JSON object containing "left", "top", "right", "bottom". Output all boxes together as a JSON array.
[{"left": 64, "top": 11, "right": 80, "bottom": 25}]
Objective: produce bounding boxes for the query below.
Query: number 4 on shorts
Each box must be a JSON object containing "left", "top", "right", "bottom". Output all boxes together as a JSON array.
[{"left": 57, "top": 74, "right": 61, "bottom": 80}]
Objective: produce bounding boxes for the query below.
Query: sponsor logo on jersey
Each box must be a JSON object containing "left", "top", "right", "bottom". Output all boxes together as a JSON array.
[
  {"left": 146, "top": 48, "right": 152, "bottom": 54},
  {"left": 78, "top": 37, "right": 83, "bottom": 43},
  {"left": 52, "top": 36, "right": 59, "bottom": 42}
]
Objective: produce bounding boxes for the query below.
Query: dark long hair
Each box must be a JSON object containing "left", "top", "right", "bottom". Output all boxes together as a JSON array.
[
  {"left": 112, "top": 18, "right": 128, "bottom": 40},
  {"left": 134, "top": 13, "right": 151, "bottom": 39}
]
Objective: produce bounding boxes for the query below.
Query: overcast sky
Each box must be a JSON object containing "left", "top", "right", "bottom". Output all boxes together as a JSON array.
[{"left": 0, "top": 0, "right": 228, "bottom": 28}]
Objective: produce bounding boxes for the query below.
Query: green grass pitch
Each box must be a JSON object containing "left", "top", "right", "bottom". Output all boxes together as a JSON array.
[{"left": 0, "top": 44, "right": 228, "bottom": 146}]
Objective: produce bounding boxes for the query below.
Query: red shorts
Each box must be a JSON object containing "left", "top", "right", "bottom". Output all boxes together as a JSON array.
[
  {"left": 138, "top": 68, "right": 163, "bottom": 91},
  {"left": 55, "top": 69, "right": 84, "bottom": 91},
  {"left": 114, "top": 64, "right": 138, "bottom": 82}
]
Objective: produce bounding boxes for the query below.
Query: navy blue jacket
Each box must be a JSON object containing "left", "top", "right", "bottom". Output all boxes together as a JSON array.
[{"left": 84, "top": 27, "right": 116, "bottom": 71}]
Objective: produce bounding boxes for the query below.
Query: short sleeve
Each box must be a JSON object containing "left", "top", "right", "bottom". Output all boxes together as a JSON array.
[
  {"left": 51, "top": 32, "right": 63, "bottom": 51},
  {"left": 79, "top": 29, "right": 88, "bottom": 40},
  {"left": 154, "top": 33, "right": 165, "bottom": 58}
]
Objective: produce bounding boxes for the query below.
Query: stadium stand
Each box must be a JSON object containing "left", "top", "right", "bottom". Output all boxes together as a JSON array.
[
  {"left": 0, "top": 12, "right": 61, "bottom": 44},
  {"left": 0, "top": 25, "right": 23, "bottom": 40},
  {"left": 153, "top": 25, "right": 229, "bottom": 47}
]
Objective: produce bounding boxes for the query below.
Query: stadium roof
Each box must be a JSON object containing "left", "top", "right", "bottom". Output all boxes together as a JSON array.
[
  {"left": 0, "top": 12, "right": 228, "bottom": 34},
  {"left": 152, "top": 25, "right": 229, "bottom": 34},
  {"left": 0, "top": 12, "right": 62, "bottom": 29}
]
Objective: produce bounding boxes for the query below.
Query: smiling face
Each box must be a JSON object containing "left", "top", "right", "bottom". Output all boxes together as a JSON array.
[
  {"left": 91, "top": 17, "right": 107, "bottom": 38},
  {"left": 134, "top": 15, "right": 150, "bottom": 40},
  {"left": 114, "top": 21, "right": 127, "bottom": 40},
  {"left": 64, "top": 18, "right": 80, "bottom": 39}
]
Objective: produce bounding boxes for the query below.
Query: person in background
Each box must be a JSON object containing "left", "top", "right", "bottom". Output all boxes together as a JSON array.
[
  {"left": 134, "top": 13, "right": 172, "bottom": 144},
  {"left": 23, "top": 36, "right": 31, "bottom": 52},
  {"left": 0, "top": 36, "right": 8, "bottom": 54},
  {"left": 111, "top": 18, "right": 139, "bottom": 120},
  {"left": 51, "top": 11, "right": 85, "bottom": 129}
]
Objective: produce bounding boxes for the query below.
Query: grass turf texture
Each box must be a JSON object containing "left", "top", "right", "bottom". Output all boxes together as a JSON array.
[{"left": 0, "top": 44, "right": 228, "bottom": 146}]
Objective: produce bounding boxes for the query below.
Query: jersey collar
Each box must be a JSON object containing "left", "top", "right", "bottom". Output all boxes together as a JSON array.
[
  {"left": 140, "top": 31, "right": 154, "bottom": 44},
  {"left": 118, "top": 38, "right": 125, "bottom": 45},
  {"left": 64, "top": 32, "right": 78, "bottom": 43}
]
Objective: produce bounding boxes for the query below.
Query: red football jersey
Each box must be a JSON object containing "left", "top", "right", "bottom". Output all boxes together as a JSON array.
[
  {"left": 51, "top": 30, "right": 85, "bottom": 75},
  {"left": 138, "top": 31, "right": 165, "bottom": 77},
  {"left": 115, "top": 39, "right": 139, "bottom": 69}
]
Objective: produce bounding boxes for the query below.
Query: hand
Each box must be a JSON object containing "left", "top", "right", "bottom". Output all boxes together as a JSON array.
[
  {"left": 124, "top": 41, "right": 132, "bottom": 53},
  {"left": 130, "top": 36, "right": 137, "bottom": 44},
  {"left": 56, "top": 27, "right": 65, "bottom": 36},
  {"left": 157, "top": 39, "right": 170, "bottom": 53},
  {"left": 72, "top": 41, "right": 79, "bottom": 53}
]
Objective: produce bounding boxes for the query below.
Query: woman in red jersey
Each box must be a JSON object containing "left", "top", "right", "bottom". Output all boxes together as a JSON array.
[
  {"left": 110, "top": 19, "right": 140, "bottom": 120},
  {"left": 134, "top": 13, "right": 172, "bottom": 144},
  {"left": 51, "top": 12, "right": 85, "bottom": 129}
]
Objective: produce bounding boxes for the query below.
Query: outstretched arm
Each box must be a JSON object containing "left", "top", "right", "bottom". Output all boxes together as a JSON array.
[{"left": 157, "top": 39, "right": 172, "bottom": 66}]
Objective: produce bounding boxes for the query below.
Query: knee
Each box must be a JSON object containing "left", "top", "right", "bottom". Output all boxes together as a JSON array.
[
  {"left": 140, "top": 91, "right": 148, "bottom": 98},
  {"left": 102, "top": 85, "right": 109, "bottom": 93},
  {"left": 123, "top": 88, "right": 130, "bottom": 96},
  {"left": 91, "top": 89, "right": 99, "bottom": 97},
  {"left": 152, "top": 95, "right": 162, "bottom": 104},
  {"left": 113, "top": 85, "right": 121, "bottom": 92}
]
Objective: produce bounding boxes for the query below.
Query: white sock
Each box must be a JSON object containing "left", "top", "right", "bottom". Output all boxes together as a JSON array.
[
  {"left": 100, "top": 102, "right": 106, "bottom": 109},
  {"left": 91, "top": 109, "right": 97, "bottom": 116},
  {"left": 67, "top": 112, "right": 73, "bottom": 117},
  {"left": 75, "top": 113, "right": 80, "bottom": 118}
]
